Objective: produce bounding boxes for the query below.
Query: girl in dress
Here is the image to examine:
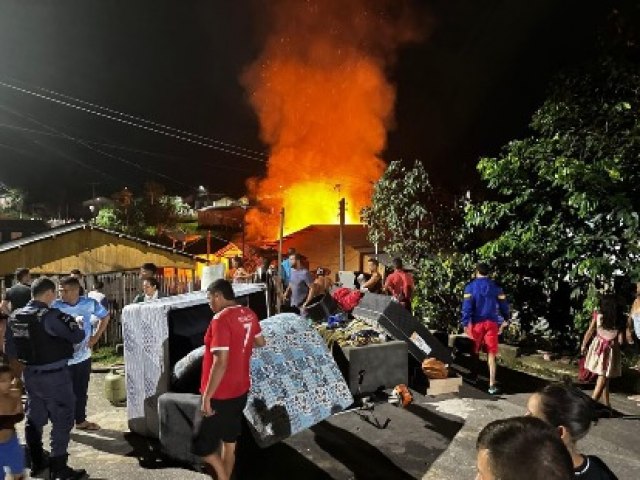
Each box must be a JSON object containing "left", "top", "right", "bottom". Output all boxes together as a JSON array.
[{"left": 580, "top": 294, "right": 621, "bottom": 408}]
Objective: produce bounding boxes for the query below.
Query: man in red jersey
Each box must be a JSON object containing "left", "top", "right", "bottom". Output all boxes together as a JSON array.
[{"left": 192, "top": 279, "right": 265, "bottom": 480}]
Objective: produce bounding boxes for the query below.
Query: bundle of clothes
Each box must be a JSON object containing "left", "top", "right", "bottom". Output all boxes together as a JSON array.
[{"left": 314, "top": 319, "right": 389, "bottom": 349}]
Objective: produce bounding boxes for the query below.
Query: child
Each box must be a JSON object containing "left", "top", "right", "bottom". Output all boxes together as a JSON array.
[
  {"left": 0, "top": 364, "right": 25, "bottom": 480},
  {"left": 526, "top": 381, "right": 618, "bottom": 478},
  {"left": 581, "top": 294, "right": 621, "bottom": 408}
]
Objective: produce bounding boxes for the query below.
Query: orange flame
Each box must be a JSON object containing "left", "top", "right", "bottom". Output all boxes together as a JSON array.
[{"left": 242, "top": 0, "right": 422, "bottom": 240}]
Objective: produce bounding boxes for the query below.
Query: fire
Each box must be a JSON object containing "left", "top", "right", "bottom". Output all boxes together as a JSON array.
[{"left": 241, "top": 0, "right": 422, "bottom": 240}]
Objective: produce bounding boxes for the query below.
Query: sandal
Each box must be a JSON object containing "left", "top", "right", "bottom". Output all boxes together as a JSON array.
[{"left": 76, "top": 421, "right": 100, "bottom": 431}]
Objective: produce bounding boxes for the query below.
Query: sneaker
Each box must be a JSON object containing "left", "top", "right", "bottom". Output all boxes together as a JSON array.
[
  {"left": 49, "top": 466, "right": 87, "bottom": 480},
  {"left": 488, "top": 385, "right": 501, "bottom": 395}
]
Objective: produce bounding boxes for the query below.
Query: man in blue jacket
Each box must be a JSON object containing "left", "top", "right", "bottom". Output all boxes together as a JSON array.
[{"left": 461, "top": 262, "right": 510, "bottom": 395}]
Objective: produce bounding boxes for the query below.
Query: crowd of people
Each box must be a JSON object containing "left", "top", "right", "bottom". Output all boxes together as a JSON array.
[
  {"left": 0, "top": 264, "right": 162, "bottom": 479},
  {"left": 0, "top": 253, "right": 634, "bottom": 479}
]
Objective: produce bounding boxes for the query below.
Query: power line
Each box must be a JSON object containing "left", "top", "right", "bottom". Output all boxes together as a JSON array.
[
  {"left": 0, "top": 103, "right": 191, "bottom": 187},
  {"left": 0, "top": 122, "right": 261, "bottom": 175},
  {"left": 0, "top": 78, "right": 268, "bottom": 164}
]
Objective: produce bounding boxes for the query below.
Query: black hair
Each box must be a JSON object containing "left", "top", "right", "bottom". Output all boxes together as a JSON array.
[
  {"left": 15, "top": 268, "right": 30, "bottom": 282},
  {"left": 392, "top": 258, "right": 403, "bottom": 269},
  {"left": 536, "top": 380, "right": 596, "bottom": 441},
  {"left": 207, "top": 279, "right": 235, "bottom": 300},
  {"left": 144, "top": 277, "right": 160, "bottom": 289},
  {"left": 94, "top": 281, "right": 104, "bottom": 289},
  {"left": 232, "top": 256, "right": 244, "bottom": 267},
  {"left": 0, "top": 364, "right": 12, "bottom": 376},
  {"left": 287, "top": 247, "right": 296, "bottom": 255},
  {"left": 477, "top": 416, "right": 573, "bottom": 480},
  {"left": 599, "top": 293, "right": 618, "bottom": 331},
  {"left": 141, "top": 263, "right": 158, "bottom": 274},
  {"left": 31, "top": 277, "right": 56, "bottom": 297},
  {"left": 59, "top": 276, "right": 81, "bottom": 289},
  {"left": 70, "top": 269, "right": 82, "bottom": 275},
  {"left": 368, "top": 258, "right": 379, "bottom": 267},
  {"left": 476, "top": 262, "right": 490, "bottom": 276}
]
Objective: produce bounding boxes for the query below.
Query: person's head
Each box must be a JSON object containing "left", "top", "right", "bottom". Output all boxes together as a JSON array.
[
  {"left": 206, "top": 279, "right": 236, "bottom": 313},
  {"left": 0, "top": 365, "right": 13, "bottom": 395},
  {"left": 93, "top": 281, "right": 104, "bottom": 291},
  {"left": 392, "top": 258, "right": 403, "bottom": 270},
  {"left": 70, "top": 269, "right": 83, "bottom": 279},
  {"left": 290, "top": 253, "right": 302, "bottom": 269},
  {"left": 526, "top": 381, "right": 596, "bottom": 450},
  {"left": 476, "top": 416, "right": 573, "bottom": 480},
  {"left": 368, "top": 258, "right": 379, "bottom": 273},
  {"left": 15, "top": 267, "right": 31, "bottom": 284},
  {"left": 232, "top": 257, "right": 243, "bottom": 268},
  {"left": 476, "top": 262, "right": 490, "bottom": 277},
  {"left": 142, "top": 277, "right": 160, "bottom": 296},
  {"left": 140, "top": 263, "right": 158, "bottom": 280},
  {"left": 598, "top": 293, "right": 617, "bottom": 330},
  {"left": 59, "top": 276, "right": 81, "bottom": 304},
  {"left": 31, "top": 277, "right": 57, "bottom": 306},
  {"left": 287, "top": 247, "right": 296, "bottom": 256}
]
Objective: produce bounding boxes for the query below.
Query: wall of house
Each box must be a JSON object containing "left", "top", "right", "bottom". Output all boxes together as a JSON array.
[
  {"left": 281, "top": 225, "right": 373, "bottom": 276},
  {"left": 0, "top": 229, "right": 197, "bottom": 275}
]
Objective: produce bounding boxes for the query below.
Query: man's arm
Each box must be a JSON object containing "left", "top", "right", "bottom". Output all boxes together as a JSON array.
[
  {"left": 362, "top": 273, "right": 381, "bottom": 290},
  {"left": 0, "top": 300, "right": 11, "bottom": 315},
  {"left": 461, "top": 285, "right": 474, "bottom": 329},
  {"left": 88, "top": 300, "right": 110, "bottom": 348},
  {"left": 254, "top": 333, "right": 266, "bottom": 347},
  {"left": 497, "top": 288, "right": 509, "bottom": 323},
  {"left": 46, "top": 312, "right": 86, "bottom": 344},
  {"left": 89, "top": 314, "right": 110, "bottom": 349},
  {"left": 3, "top": 325, "right": 24, "bottom": 378},
  {"left": 201, "top": 350, "right": 229, "bottom": 416}
]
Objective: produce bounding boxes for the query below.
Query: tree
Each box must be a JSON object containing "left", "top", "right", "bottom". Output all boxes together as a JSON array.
[
  {"left": 362, "top": 160, "right": 453, "bottom": 265},
  {"left": 363, "top": 160, "right": 468, "bottom": 330},
  {"left": 465, "top": 54, "right": 640, "bottom": 334}
]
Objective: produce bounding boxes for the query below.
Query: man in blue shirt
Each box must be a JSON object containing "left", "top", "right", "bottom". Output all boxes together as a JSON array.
[
  {"left": 280, "top": 247, "right": 296, "bottom": 289},
  {"left": 53, "top": 276, "right": 110, "bottom": 431},
  {"left": 461, "top": 262, "right": 510, "bottom": 395},
  {"left": 5, "top": 277, "right": 87, "bottom": 479},
  {"left": 283, "top": 253, "right": 313, "bottom": 314}
]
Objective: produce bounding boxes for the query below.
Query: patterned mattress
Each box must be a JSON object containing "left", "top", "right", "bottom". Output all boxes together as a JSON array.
[{"left": 245, "top": 313, "right": 354, "bottom": 448}]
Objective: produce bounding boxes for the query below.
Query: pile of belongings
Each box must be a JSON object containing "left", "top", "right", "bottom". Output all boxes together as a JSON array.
[
  {"left": 332, "top": 287, "right": 364, "bottom": 312},
  {"left": 314, "top": 319, "right": 388, "bottom": 349}
]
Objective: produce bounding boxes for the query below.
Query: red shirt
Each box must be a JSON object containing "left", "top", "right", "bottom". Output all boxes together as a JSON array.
[
  {"left": 384, "top": 270, "right": 414, "bottom": 305},
  {"left": 200, "top": 305, "right": 263, "bottom": 399}
]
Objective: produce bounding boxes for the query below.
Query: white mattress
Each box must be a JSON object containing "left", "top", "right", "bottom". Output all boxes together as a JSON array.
[{"left": 123, "top": 284, "right": 266, "bottom": 437}]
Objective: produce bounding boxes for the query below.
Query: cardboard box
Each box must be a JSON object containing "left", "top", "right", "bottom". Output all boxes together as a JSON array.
[{"left": 425, "top": 374, "right": 463, "bottom": 396}]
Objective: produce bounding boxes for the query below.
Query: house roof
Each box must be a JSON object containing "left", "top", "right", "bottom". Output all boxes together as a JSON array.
[
  {"left": 262, "top": 224, "right": 371, "bottom": 248},
  {"left": 0, "top": 222, "right": 205, "bottom": 261}
]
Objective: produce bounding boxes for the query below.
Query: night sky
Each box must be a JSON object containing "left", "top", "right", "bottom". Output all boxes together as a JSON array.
[{"left": 0, "top": 0, "right": 605, "bottom": 212}]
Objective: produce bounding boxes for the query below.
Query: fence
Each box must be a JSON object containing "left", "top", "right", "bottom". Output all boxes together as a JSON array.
[{"left": 91, "top": 269, "right": 199, "bottom": 347}]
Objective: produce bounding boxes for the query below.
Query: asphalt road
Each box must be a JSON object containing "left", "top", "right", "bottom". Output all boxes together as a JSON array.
[{"left": 20, "top": 367, "right": 640, "bottom": 480}]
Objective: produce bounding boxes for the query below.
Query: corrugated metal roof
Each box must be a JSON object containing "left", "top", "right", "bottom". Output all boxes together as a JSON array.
[{"left": 0, "top": 222, "right": 203, "bottom": 261}]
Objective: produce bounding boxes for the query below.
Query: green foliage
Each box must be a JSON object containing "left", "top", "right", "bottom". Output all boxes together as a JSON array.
[
  {"left": 466, "top": 55, "right": 640, "bottom": 340},
  {"left": 364, "top": 160, "right": 469, "bottom": 331},
  {"left": 362, "top": 160, "right": 454, "bottom": 266}
]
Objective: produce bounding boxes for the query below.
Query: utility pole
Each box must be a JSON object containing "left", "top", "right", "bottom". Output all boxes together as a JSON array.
[
  {"left": 339, "top": 198, "right": 345, "bottom": 272},
  {"left": 278, "top": 208, "right": 285, "bottom": 278},
  {"left": 88, "top": 182, "right": 99, "bottom": 199}
]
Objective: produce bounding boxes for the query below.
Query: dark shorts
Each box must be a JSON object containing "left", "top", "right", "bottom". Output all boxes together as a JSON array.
[{"left": 192, "top": 393, "right": 248, "bottom": 457}]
